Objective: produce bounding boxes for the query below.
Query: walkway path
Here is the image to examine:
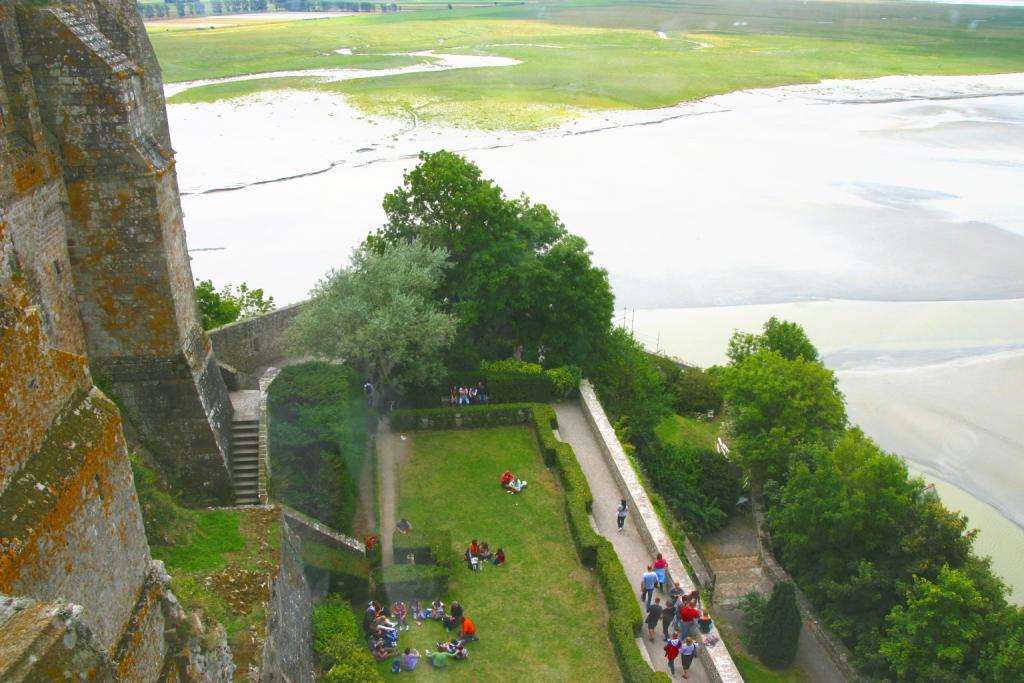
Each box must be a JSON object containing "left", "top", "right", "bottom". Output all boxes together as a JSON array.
[
  {"left": 554, "top": 402, "right": 711, "bottom": 682},
  {"left": 375, "top": 419, "right": 409, "bottom": 568}
]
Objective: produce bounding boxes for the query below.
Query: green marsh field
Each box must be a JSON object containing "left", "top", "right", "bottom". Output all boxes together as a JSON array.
[{"left": 151, "top": 0, "right": 1024, "bottom": 128}]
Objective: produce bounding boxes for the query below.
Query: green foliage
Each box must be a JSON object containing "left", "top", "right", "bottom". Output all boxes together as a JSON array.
[
  {"left": 268, "top": 362, "right": 367, "bottom": 532},
  {"left": 721, "top": 349, "right": 846, "bottom": 482},
  {"left": 194, "top": 278, "right": 274, "bottom": 330},
  {"left": 740, "top": 590, "right": 769, "bottom": 636},
  {"left": 727, "top": 316, "right": 819, "bottom": 365},
  {"left": 654, "top": 413, "right": 719, "bottom": 452},
  {"left": 289, "top": 240, "right": 456, "bottom": 391},
  {"left": 670, "top": 365, "right": 723, "bottom": 415},
  {"left": 405, "top": 358, "right": 581, "bottom": 406},
  {"left": 129, "top": 452, "right": 197, "bottom": 547},
  {"left": 982, "top": 606, "right": 1024, "bottom": 683},
  {"left": 750, "top": 583, "right": 802, "bottom": 669},
  {"left": 313, "top": 596, "right": 382, "bottom": 682},
  {"left": 589, "top": 327, "right": 672, "bottom": 443},
  {"left": 151, "top": 510, "right": 244, "bottom": 573},
  {"left": 642, "top": 442, "right": 741, "bottom": 536},
  {"left": 372, "top": 151, "right": 614, "bottom": 367},
  {"left": 545, "top": 364, "right": 582, "bottom": 399},
  {"left": 880, "top": 566, "right": 991, "bottom": 682}
]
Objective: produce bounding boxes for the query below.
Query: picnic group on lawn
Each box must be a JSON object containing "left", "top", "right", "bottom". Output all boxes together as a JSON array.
[{"left": 377, "top": 473, "right": 716, "bottom": 676}]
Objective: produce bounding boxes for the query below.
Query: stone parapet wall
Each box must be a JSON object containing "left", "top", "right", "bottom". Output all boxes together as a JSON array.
[
  {"left": 578, "top": 380, "right": 743, "bottom": 683},
  {"left": 260, "top": 513, "right": 315, "bottom": 683},
  {"left": 209, "top": 303, "right": 305, "bottom": 389},
  {"left": 750, "top": 484, "right": 860, "bottom": 682}
]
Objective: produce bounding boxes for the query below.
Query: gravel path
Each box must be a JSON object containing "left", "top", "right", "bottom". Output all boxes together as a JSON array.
[
  {"left": 554, "top": 402, "right": 711, "bottom": 681},
  {"left": 376, "top": 419, "right": 409, "bottom": 568}
]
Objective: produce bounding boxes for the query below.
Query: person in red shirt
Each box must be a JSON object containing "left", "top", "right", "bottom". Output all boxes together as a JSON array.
[
  {"left": 460, "top": 615, "right": 478, "bottom": 641},
  {"left": 664, "top": 632, "right": 683, "bottom": 677},
  {"left": 679, "top": 602, "right": 701, "bottom": 635}
]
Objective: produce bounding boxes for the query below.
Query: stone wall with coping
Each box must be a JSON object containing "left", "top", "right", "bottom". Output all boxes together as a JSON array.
[
  {"left": 260, "top": 513, "right": 315, "bottom": 683},
  {"left": 578, "top": 380, "right": 744, "bottom": 683},
  {"left": 750, "top": 484, "right": 860, "bottom": 682},
  {"left": 209, "top": 303, "right": 305, "bottom": 389}
]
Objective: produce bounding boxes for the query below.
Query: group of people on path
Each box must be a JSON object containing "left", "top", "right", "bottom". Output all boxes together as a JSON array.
[
  {"left": 618, "top": 497, "right": 718, "bottom": 679},
  {"left": 449, "top": 382, "right": 489, "bottom": 406}
]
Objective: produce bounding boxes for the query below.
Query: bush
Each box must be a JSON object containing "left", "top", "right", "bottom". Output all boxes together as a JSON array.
[
  {"left": 671, "top": 366, "right": 723, "bottom": 416},
  {"left": 313, "top": 596, "right": 382, "bottom": 681},
  {"left": 390, "top": 403, "right": 535, "bottom": 431},
  {"left": 642, "top": 442, "right": 741, "bottom": 536},
  {"left": 392, "top": 528, "right": 453, "bottom": 567},
  {"left": 268, "top": 362, "right": 368, "bottom": 532},
  {"left": 749, "top": 583, "right": 802, "bottom": 669},
  {"left": 546, "top": 364, "right": 582, "bottom": 399}
]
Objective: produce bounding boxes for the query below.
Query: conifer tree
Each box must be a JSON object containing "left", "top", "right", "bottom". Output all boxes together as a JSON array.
[{"left": 752, "top": 582, "right": 802, "bottom": 668}]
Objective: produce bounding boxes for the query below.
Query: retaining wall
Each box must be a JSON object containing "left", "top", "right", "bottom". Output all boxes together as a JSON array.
[
  {"left": 578, "top": 380, "right": 743, "bottom": 683},
  {"left": 260, "top": 514, "right": 315, "bottom": 683}
]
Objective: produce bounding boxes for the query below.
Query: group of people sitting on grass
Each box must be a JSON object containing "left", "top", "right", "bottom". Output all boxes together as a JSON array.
[
  {"left": 500, "top": 470, "right": 527, "bottom": 494},
  {"left": 449, "top": 381, "right": 489, "bottom": 406},
  {"left": 464, "top": 538, "right": 506, "bottom": 570},
  {"left": 363, "top": 597, "right": 481, "bottom": 672}
]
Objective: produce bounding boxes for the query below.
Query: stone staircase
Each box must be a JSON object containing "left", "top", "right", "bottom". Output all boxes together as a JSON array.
[{"left": 230, "top": 418, "right": 260, "bottom": 506}]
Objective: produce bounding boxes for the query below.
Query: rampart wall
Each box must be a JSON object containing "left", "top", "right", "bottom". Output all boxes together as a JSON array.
[{"left": 209, "top": 302, "right": 304, "bottom": 389}]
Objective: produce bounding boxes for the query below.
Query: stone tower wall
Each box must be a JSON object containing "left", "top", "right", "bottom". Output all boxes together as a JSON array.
[{"left": 14, "top": 0, "right": 234, "bottom": 504}]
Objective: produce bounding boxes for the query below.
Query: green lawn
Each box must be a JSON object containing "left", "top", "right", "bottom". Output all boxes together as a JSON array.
[
  {"left": 655, "top": 413, "right": 721, "bottom": 451},
  {"left": 150, "top": 1, "right": 1024, "bottom": 128},
  {"left": 386, "top": 426, "right": 620, "bottom": 681}
]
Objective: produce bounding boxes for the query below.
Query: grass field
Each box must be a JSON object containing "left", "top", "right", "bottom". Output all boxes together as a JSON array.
[
  {"left": 150, "top": 1, "right": 1024, "bottom": 128},
  {"left": 384, "top": 426, "right": 620, "bottom": 680},
  {"left": 654, "top": 413, "right": 721, "bottom": 451}
]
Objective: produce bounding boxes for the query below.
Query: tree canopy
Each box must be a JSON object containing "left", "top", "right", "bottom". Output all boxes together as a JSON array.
[
  {"left": 195, "top": 279, "right": 275, "bottom": 330},
  {"left": 727, "top": 316, "right": 819, "bottom": 365},
  {"left": 370, "top": 150, "right": 614, "bottom": 368},
  {"left": 287, "top": 240, "right": 456, "bottom": 390},
  {"left": 721, "top": 348, "right": 846, "bottom": 481}
]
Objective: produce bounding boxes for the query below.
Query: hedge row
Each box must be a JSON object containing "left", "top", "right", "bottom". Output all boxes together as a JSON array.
[
  {"left": 372, "top": 563, "right": 450, "bottom": 602},
  {"left": 392, "top": 528, "right": 453, "bottom": 568},
  {"left": 391, "top": 403, "right": 669, "bottom": 683}
]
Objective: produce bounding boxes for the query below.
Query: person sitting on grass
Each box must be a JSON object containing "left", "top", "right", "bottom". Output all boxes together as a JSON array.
[
  {"left": 392, "top": 601, "right": 408, "bottom": 632},
  {"left": 430, "top": 598, "right": 446, "bottom": 620},
  {"left": 396, "top": 517, "right": 413, "bottom": 535},
  {"left": 493, "top": 547, "right": 506, "bottom": 566},
  {"left": 500, "top": 470, "right": 527, "bottom": 493},
  {"left": 401, "top": 647, "right": 421, "bottom": 671},
  {"left": 426, "top": 649, "right": 456, "bottom": 668},
  {"left": 409, "top": 599, "right": 423, "bottom": 621},
  {"left": 477, "top": 543, "right": 493, "bottom": 564},
  {"left": 450, "top": 601, "right": 464, "bottom": 623},
  {"left": 460, "top": 615, "right": 478, "bottom": 641},
  {"left": 454, "top": 642, "right": 469, "bottom": 660},
  {"left": 372, "top": 642, "right": 393, "bottom": 662}
]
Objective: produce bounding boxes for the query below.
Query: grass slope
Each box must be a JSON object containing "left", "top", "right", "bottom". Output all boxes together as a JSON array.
[
  {"left": 151, "top": 1, "right": 1024, "bottom": 128},
  {"left": 654, "top": 414, "right": 720, "bottom": 452},
  {"left": 387, "top": 426, "right": 620, "bottom": 680}
]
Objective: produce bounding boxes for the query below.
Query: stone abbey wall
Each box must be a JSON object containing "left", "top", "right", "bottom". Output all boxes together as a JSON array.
[{"left": 1, "top": 0, "right": 238, "bottom": 678}]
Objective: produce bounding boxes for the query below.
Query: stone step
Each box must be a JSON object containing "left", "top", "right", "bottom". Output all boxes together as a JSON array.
[{"left": 232, "top": 453, "right": 258, "bottom": 463}]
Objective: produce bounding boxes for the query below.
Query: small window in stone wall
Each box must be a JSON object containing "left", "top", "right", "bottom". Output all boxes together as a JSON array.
[{"left": 94, "top": 474, "right": 103, "bottom": 501}]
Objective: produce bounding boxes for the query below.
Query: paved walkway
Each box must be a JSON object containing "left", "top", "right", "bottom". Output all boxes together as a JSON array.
[{"left": 554, "top": 402, "right": 710, "bottom": 682}]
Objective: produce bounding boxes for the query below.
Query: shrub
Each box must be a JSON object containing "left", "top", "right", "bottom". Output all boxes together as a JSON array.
[
  {"left": 749, "top": 583, "right": 802, "bottom": 669},
  {"left": 642, "top": 442, "right": 741, "bottom": 536},
  {"left": 546, "top": 364, "right": 582, "bottom": 399},
  {"left": 671, "top": 366, "right": 723, "bottom": 416},
  {"left": 403, "top": 358, "right": 582, "bottom": 407},
  {"left": 313, "top": 596, "right": 382, "bottom": 682}
]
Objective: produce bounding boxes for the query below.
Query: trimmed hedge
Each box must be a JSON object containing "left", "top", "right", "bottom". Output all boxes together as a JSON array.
[
  {"left": 391, "top": 403, "right": 669, "bottom": 683},
  {"left": 392, "top": 528, "right": 453, "bottom": 567},
  {"left": 372, "top": 563, "right": 450, "bottom": 602},
  {"left": 403, "top": 361, "right": 582, "bottom": 408}
]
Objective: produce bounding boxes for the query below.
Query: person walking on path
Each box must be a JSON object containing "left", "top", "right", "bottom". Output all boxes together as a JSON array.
[
  {"left": 679, "top": 600, "right": 700, "bottom": 636},
  {"left": 640, "top": 566, "right": 659, "bottom": 607},
  {"left": 661, "top": 598, "right": 676, "bottom": 641},
  {"left": 616, "top": 499, "right": 628, "bottom": 533},
  {"left": 679, "top": 635, "right": 700, "bottom": 679},
  {"left": 645, "top": 597, "right": 664, "bottom": 642},
  {"left": 653, "top": 552, "right": 669, "bottom": 592},
  {"left": 664, "top": 633, "right": 682, "bottom": 677}
]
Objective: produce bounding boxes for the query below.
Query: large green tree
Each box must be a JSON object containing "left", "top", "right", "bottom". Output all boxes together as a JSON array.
[
  {"left": 371, "top": 150, "right": 613, "bottom": 367},
  {"left": 721, "top": 348, "right": 846, "bottom": 481},
  {"left": 727, "top": 316, "right": 819, "bottom": 365},
  {"left": 287, "top": 240, "right": 456, "bottom": 390},
  {"left": 880, "top": 566, "right": 991, "bottom": 682}
]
